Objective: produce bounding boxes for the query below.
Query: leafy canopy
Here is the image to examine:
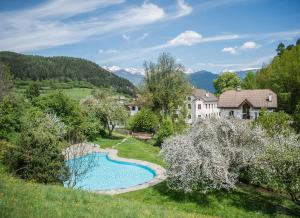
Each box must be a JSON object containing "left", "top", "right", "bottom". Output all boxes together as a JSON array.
[
  {"left": 143, "top": 53, "right": 191, "bottom": 118},
  {"left": 213, "top": 72, "right": 241, "bottom": 95}
]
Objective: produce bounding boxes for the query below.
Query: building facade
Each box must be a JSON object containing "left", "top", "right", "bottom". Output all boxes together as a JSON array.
[
  {"left": 186, "top": 89, "right": 219, "bottom": 124},
  {"left": 218, "top": 88, "right": 277, "bottom": 119}
]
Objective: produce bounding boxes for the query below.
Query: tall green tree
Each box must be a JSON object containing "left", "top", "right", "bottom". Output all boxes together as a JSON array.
[
  {"left": 276, "top": 42, "right": 285, "bottom": 56},
  {"left": 0, "top": 62, "right": 12, "bottom": 98},
  {"left": 143, "top": 53, "right": 191, "bottom": 118},
  {"left": 242, "top": 71, "right": 257, "bottom": 89},
  {"left": 213, "top": 72, "right": 241, "bottom": 95}
]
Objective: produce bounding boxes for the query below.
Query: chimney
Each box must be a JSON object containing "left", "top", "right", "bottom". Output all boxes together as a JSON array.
[
  {"left": 267, "top": 94, "right": 272, "bottom": 102},
  {"left": 236, "top": 86, "right": 241, "bottom": 91}
]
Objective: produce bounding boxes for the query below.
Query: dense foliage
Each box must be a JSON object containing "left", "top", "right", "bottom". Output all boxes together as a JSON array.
[
  {"left": 0, "top": 51, "right": 136, "bottom": 96},
  {"left": 161, "top": 118, "right": 267, "bottom": 193},
  {"left": 129, "top": 108, "right": 159, "bottom": 133},
  {"left": 256, "top": 110, "right": 293, "bottom": 136},
  {"left": 242, "top": 71, "right": 257, "bottom": 89},
  {"left": 0, "top": 95, "right": 25, "bottom": 139},
  {"left": 213, "top": 72, "right": 241, "bottom": 95},
  {"left": 25, "top": 82, "right": 41, "bottom": 100},
  {"left": 4, "top": 109, "right": 69, "bottom": 184},
  {"left": 33, "top": 91, "right": 98, "bottom": 140},
  {"left": 251, "top": 132, "right": 300, "bottom": 205},
  {"left": 256, "top": 41, "right": 300, "bottom": 113},
  {"left": 0, "top": 62, "right": 12, "bottom": 98}
]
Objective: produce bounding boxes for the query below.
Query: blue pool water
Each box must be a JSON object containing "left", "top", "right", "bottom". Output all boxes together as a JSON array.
[{"left": 65, "top": 152, "right": 156, "bottom": 191}]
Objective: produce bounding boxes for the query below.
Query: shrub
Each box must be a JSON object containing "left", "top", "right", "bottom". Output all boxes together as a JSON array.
[
  {"left": 25, "top": 82, "right": 40, "bottom": 100},
  {"left": 257, "top": 109, "right": 293, "bottom": 136},
  {"left": 155, "top": 117, "right": 174, "bottom": 146},
  {"left": 33, "top": 91, "right": 93, "bottom": 139},
  {"left": 160, "top": 118, "right": 267, "bottom": 193},
  {"left": 129, "top": 108, "right": 159, "bottom": 133},
  {"left": 4, "top": 108, "right": 69, "bottom": 184},
  {"left": 251, "top": 132, "right": 300, "bottom": 205},
  {"left": 294, "top": 101, "right": 300, "bottom": 132},
  {"left": 0, "top": 95, "right": 25, "bottom": 139}
]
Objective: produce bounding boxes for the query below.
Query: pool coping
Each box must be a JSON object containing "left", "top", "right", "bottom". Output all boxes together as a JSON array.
[{"left": 65, "top": 143, "right": 167, "bottom": 195}]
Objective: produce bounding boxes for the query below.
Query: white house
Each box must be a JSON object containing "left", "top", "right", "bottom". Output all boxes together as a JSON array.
[
  {"left": 126, "top": 100, "right": 141, "bottom": 116},
  {"left": 218, "top": 88, "right": 277, "bottom": 119},
  {"left": 186, "top": 89, "right": 219, "bottom": 124}
]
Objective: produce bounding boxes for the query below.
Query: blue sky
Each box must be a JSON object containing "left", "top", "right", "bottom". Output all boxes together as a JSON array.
[{"left": 0, "top": 0, "right": 300, "bottom": 73}]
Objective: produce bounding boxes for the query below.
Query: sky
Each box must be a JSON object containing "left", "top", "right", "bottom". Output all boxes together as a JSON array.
[{"left": 0, "top": 0, "right": 300, "bottom": 74}]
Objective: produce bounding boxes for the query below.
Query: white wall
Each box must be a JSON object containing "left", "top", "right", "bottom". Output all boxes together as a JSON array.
[
  {"left": 187, "top": 96, "right": 220, "bottom": 124},
  {"left": 220, "top": 107, "right": 274, "bottom": 119}
]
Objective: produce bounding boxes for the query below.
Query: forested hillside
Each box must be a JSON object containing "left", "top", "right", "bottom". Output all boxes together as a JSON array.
[
  {"left": 256, "top": 40, "right": 300, "bottom": 113},
  {"left": 0, "top": 52, "right": 136, "bottom": 95}
]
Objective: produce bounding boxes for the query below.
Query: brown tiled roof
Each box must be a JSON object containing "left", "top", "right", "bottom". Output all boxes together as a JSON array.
[
  {"left": 192, "top": 89, "right": 218, "bottom": 102},
  {"left": 218, "top": 89, "right": 277, "bottom": 108}
]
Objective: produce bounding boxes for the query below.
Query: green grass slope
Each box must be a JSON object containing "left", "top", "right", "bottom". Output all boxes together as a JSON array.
[{"left": 0, "top": 166, "right": 204, "bottom": 218}]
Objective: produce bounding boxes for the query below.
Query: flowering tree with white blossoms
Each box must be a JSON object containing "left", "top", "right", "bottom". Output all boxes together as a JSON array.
[
  {"left": 160, "top": 118, "right": 267, "bottom": 193},
  {"left": 251, "top": 132, "right": 300, "bottom": 205}
]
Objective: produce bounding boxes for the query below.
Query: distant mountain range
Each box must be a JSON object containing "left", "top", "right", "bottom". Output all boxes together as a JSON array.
[
  {"left": 103, "top": 66, "right": 144, "bottom": 86},
  {"left": 187, "top": 70, "right": 217, "bottom": 93},
  {"left": 103, "top": 65, "right": 258, "bottom": 93}
]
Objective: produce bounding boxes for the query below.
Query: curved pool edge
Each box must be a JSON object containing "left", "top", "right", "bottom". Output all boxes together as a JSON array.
[{"left": 94, "top": 148, "right": 167, "bottom": 195}]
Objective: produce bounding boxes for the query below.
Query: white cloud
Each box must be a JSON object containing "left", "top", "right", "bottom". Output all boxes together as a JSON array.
[
  {"left": 240, "top": 41, "right": 260, "bottom": 49},
  {"left": 122, "top": 34, "right": 130, "bottom": 40},
  {"left": 222, "top": 41, "right": 260, "bottom": 55},
  {"left": 175, "top": 0, "right": 193, "bottom": 18},
  {"left": 168, "top": 31, "right": 202, "bottom": 46},
  {"left": 0, "top": 1, "right": 165, "bottom": 52},
  {"left": 222, "top": 47, "right": 238, "bottom": 54},
  {"left": 98, "top": 31, "right": 240, "bottom": 64},
  {"left": 137, "top": 33, "right": 149, "bottom": 41},
  {"left": 99, "top": 49, "right": 118, "bottom": 54}
]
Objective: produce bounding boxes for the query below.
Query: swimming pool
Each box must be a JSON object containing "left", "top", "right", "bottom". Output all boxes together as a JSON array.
[{"left": 65, "top": 152, "right": 157, "bottom": 191}]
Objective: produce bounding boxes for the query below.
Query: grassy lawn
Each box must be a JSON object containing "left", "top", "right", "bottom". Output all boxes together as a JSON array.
[
  {"left": 93, "top": 134, "right": 300, "bottom": 218},
  {"left": 59, "top": 88, "right": 92, "bottom": 101},
  {"left": 0, "top": 165, "right": 203, "bottom": 218},
  {"left": 93, "top": 135, "right": 164, "bottom": 166},
  {"left": 1, "top": 133, "right": 299, "bottom": 217}
]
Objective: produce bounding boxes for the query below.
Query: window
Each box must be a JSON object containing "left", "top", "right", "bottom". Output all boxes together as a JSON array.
[
  {"left": 188, "top": 114, "right": 191, "bottom": 119},
  {"left": 229, "top": 111, "right": 234, "bottom": 117},
  {"left": 205, "top": 104, "right": 207, "bottom": 109},
  {"left": 188, "top": 104, "right": 191, "bottom": 109},
  {"left": 132, "top": 106, "right": 136, "bottom": 111},
  {"left": 198, "top": 104, "right": 201, "bottom": 109}
]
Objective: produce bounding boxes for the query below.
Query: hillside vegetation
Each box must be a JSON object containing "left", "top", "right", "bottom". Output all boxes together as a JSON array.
[{"left": 0, "top": 51, "right": 136, "bottom": 96}]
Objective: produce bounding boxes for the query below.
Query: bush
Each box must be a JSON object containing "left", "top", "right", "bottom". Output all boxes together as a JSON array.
[
  {"left": 0, "top": 95, "right": 25, "bottom": 139},
  {"left": 129, "top": 108, "right": 159, "bottom": 133},
  {"left": 25, "top": 82, "right": 40, "bottom": 100},
  {"left": 160, "top": 118, "right": 267, "bottom": 193},
  {"left": 33, "top": 91, "right": 93, "bottom": 139},
  {"left": 294, "top": 101, "right": 300, "bottom": 132},
  {"left": 257, "top": 109, "right": 293, "bottom": 136},
  {"left": 0, "top": 140, "right": 15, "bottom": 161},
  {"left": 4, "top": 108, "right": 69, "bottom": 184},
  {"left": 155, "top": 117, "right": 174, "bottom": 146}
]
